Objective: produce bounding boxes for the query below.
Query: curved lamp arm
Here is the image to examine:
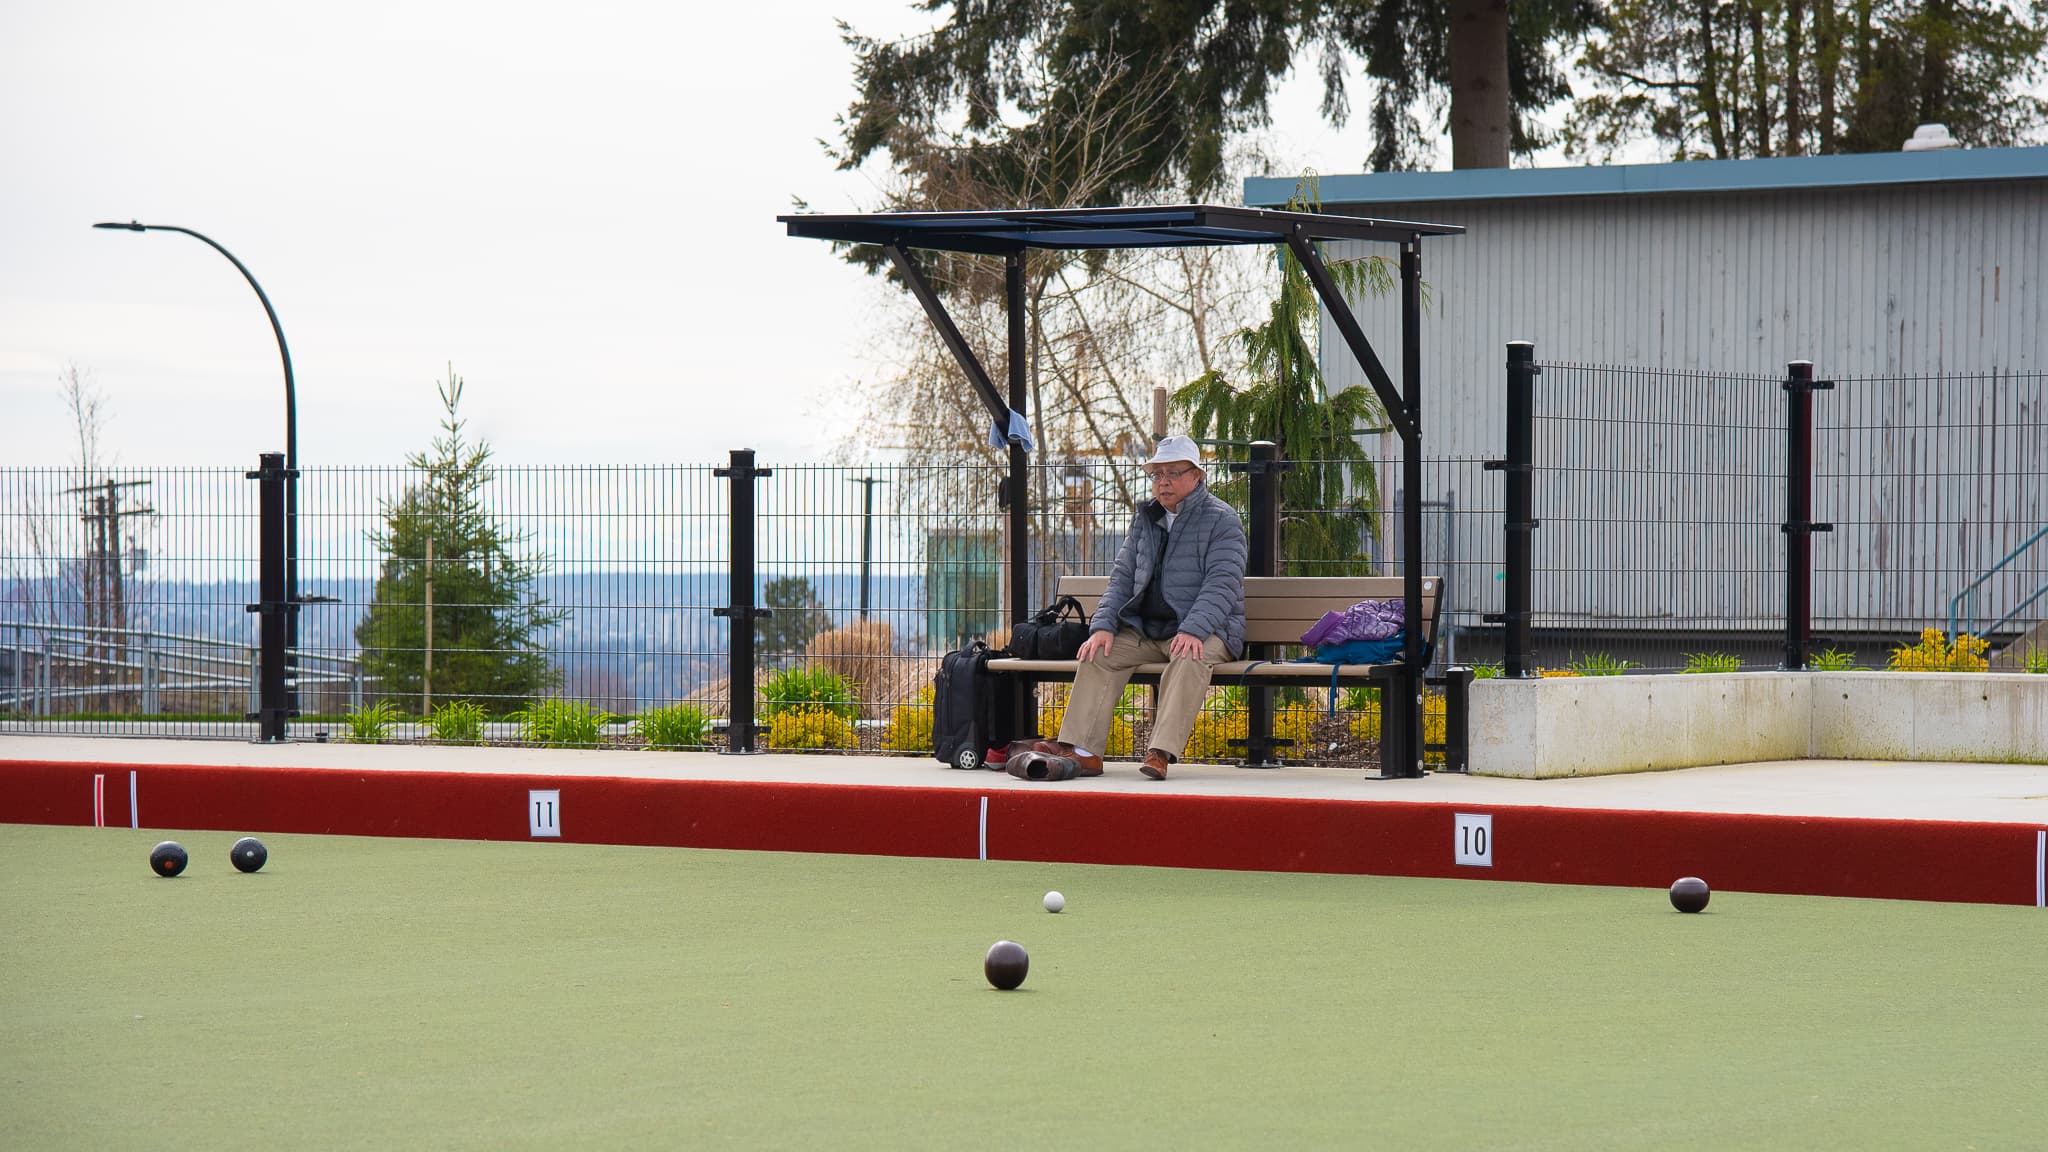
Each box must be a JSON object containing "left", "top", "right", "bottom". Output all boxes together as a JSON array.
[{"left": 93, "top": 221, "right": 296, "bottom": 469}]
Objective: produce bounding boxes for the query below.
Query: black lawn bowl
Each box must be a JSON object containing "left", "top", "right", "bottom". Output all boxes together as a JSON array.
[
  {"left": 231, "top": 837, "right": 268, "bottom": 873},
  {"left": 1669, "top": 876, "right": 1711, "bottom": 913},
  {"left": 149, "top": 841, "right": 188, "bottom": 878},
  {"left": 984, "top": 940, "right": 1029, "bottom": 990}
]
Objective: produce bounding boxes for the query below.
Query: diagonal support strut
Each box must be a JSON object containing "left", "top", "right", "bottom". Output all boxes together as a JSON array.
[
  {"left": 883, "top": 243, "right": 1012, "bottom": 429},
  {"left": 1284, "top": 229, "right": 1415, "bottom": 444}
]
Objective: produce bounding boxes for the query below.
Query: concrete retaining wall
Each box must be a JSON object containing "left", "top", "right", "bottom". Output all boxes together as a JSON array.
[
  {"left": 1809, "top": 672, "right": 2048, "bottom": 763},
  {"left": 1469, "top": 671, "right": 2048, "bottom": 777}
]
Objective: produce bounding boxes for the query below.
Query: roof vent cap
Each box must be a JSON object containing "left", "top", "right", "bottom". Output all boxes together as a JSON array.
[{"left": 1902, "top": 123, "right": 1960, "bottom": 152}]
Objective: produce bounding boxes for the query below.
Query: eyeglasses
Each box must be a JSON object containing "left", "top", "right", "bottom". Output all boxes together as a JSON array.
[{"left": 1148, "top": 465, "right": 1198, "bottom": 483}]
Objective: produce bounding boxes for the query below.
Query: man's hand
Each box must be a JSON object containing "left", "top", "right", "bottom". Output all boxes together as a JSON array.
[
  {"left": 1076, "top": 630, "right": 1116, "bottom": 662},
  {"left": 1169, "top": 633, "right": 1206, "bottom": 661}
]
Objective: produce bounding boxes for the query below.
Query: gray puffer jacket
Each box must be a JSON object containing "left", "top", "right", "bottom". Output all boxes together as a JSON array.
[{"left": 1091, "top": 481, "right": 1248, "bottom": 658}]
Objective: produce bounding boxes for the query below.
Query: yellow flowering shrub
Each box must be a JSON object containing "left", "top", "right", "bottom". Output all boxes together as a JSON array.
[
  {"left": 1887, "top": 628, "right": 1990, "bottom": 672},
  {"left": 881, "top": 687, "right": 933, "bottom": 752},
  {"left": 1347, "top": 689, "right": 1448, "bottom": 759},
  {"left": 1185, "top": 702, "right": 1318, "bottom": 760},
  {"left": 767, "top": 705, "right": 857, "bottom": 750}
]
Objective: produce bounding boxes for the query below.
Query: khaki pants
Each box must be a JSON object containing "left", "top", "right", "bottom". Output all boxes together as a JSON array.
[{"left": 1056, "top": 628, "right": 1230, "bottom": 760}]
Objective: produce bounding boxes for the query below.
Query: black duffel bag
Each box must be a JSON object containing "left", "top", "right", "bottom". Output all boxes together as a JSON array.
[{"left": 1010, "top": 595, "right": 1090, "bottom": 660}]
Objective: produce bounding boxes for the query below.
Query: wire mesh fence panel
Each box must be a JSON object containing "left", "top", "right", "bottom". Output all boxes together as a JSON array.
[
  {"left": 1529, "top": 363, "right": 1785, "bottom": 674},
  {"left": 6, "top": 451, "right": 1466, "bottom": 765},
  {"left": 1814, "top": 371, "right": 2048, "bottom": 667},
  {"left": 2, "top": 466, "right": 263, "bottom": 736},
  {"left": 296, "top": 464, "right": 729, "bottom": 746}
]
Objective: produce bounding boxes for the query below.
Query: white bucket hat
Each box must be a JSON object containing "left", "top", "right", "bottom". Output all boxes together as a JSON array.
[{"left": 1144, "top": 434, "right": 1203, "bottom": 473}]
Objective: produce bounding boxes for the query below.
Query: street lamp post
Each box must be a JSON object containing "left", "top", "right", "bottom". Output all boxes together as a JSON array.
[
  {"left": 850, "top": 476, "right": 887, "bottom": 620},
  {"left": 94, "top": 220, "right": 301, "bottom": 718}
]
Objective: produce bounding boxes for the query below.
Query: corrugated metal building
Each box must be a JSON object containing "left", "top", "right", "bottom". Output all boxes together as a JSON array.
[{"left": 1244, "top": 148, "right": 2048, "bottom": 664}]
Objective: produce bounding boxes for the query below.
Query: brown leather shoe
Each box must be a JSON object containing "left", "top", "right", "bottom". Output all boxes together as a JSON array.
[
  {"left": 1018, "top": 738, "right": 1103, "bottom": 776},
  {"left": 1140, "top": 748, "right": 1173, "bottom": 780}
]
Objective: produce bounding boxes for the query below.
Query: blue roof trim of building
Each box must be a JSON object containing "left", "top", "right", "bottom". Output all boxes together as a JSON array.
[{"left": 1244, "top": 146, "right": 2048, "bottom": 207}]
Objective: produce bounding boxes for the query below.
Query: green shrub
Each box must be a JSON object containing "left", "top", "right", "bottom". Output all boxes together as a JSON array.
[
  {"left": 342, "top": 700, "right": 399, "bottom": 744},
  {"left": 511, "top": 699, "right": 616, "bottom": 748},
  {"left": 634, "top": 703, "right": 712, "bottom": 750},
  {"left": 1470, "top": 663, "right": 1504, "bottom": 679},
  {"left": 2027, "top": 649, "right": 2048, "bottom": 675},
  {"left": 1568, "top": 651, "right": 1638, "bottom": 676},
  {"left": 1681, "top": 651, "right": 1743, "bottom": 674},
  {"left": 767, "top": 705, "right": 857, "bottom": 749},
  {"left": 427, "top": 700, "right": 489, "bottom": 745},
  {"left": 1809, "top": 648, "right": 1858, "bottom": 671},
  {"left": 1339, "top": 685, "right": 1378, "bottom": 711},
  {"left": 760, "top": 665, "right": 860, "bottom": 722}
]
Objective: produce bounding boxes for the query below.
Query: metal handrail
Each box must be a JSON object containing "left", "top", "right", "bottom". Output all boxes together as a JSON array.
[
  {"left": 1947, "top": 523, "right": 2048, "bottom": 643},
  {"left": 2, "top": 617, "right": 363, "bottom": 715},
  {"left": 2, "top": 620, "right": 360, "bottom": 671}
]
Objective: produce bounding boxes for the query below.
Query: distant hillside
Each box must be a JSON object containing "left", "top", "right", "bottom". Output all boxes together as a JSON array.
[{"left": 2, "top": 570, "right": 955, "bottom": 708}]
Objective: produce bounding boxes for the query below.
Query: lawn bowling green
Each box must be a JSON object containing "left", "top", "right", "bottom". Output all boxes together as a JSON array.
[
  {"left": 4, "top": 740, "right": 2047, "bottom": 1146},
  {"left": 3, "top": 824, "right": 2045, "bottom": 1150}
]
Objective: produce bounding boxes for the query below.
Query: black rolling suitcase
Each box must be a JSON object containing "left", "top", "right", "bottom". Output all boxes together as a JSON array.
[{"left": 932, "top": 640, "right": 1012, "bottom": 770}]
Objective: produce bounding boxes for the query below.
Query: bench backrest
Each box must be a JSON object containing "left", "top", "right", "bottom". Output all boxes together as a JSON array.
[{"left": 1052, "top": 574, "right": 1440, "bottom": 653}]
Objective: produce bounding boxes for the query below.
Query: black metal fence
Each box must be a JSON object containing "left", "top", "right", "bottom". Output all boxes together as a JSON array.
[
  {"left": 1509, "top": 352, "right": 2048, "bottom": 674},
  {"left": 4, "top": 453, "right": 1425, "bottom": 761},
  {"left": 1815, "top": 370, "right": 2048, "bottom": 654},
  {"left": 7, "top": 358, "right": 2041, "bottom": 746}
]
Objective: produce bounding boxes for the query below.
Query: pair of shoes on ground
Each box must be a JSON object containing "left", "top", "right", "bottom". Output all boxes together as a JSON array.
[
  {"left": 1011, "top": 738, "right": 1103, "bottom": 776},
  {"left": 1003, "top": 739, "right": 1174, "bottom": 780}
]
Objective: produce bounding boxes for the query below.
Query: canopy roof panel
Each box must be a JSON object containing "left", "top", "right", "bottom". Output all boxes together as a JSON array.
[{"left": 778, "top": 204, "right": 1462, "bottom": 254}]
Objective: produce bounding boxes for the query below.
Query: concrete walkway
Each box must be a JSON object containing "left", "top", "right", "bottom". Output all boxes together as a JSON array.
[{"left": 5, "top": 735, "right": 2046, "bottom": 826}]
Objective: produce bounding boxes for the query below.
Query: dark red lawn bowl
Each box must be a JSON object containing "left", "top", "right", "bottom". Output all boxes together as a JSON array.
[
  {"left": 984, "top": 940, "right": 1029, "bottom": 990},
  {"left": 1669, "top": 876, "right": 1711, "bottom": 913}
]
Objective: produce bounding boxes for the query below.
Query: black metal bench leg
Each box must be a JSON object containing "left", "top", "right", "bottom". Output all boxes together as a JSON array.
[
  {"left": 1372, "top": 664, "right": 1424, "bottom": 779},
  {"left": 1233, "top": 642, "right": 1288, "bottom": 768}
]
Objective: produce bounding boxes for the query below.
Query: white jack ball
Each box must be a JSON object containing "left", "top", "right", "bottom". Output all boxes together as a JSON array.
[{"left": 1043, "top": 890, "right": 1065, "bottom": 913}]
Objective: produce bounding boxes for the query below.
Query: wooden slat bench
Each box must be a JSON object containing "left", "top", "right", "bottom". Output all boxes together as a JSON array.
[{"left": 986, "top": 575, "right": 1467, "bottom": 773}]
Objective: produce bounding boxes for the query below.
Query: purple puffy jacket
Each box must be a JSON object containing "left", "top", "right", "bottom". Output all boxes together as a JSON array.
[{"left": 1299, "top": 598, "right": 1404, "bottom": 648}]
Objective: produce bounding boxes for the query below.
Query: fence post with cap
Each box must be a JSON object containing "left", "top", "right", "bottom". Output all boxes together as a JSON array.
[
  {"left": 1782, "top": 361, "right": 1834, "bottom": 669},
  {"left": 244, "top": 451, "right": 294, "bottom": 742},
  {"left": 1485, "top": 342, "right": 1539, "bottom": 678},
  {"left": 714, "top": 449, "right": 772, "bottom": 753}
]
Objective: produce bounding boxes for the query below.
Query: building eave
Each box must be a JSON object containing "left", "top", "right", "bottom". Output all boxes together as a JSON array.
[{"left": 1245, "top": 146, "right": 2048, "bottom": 209}]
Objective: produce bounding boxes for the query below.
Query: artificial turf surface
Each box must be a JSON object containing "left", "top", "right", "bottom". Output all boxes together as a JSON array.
[{"left": 2, "top": 823, "right": 2043, "bottom": 1150}]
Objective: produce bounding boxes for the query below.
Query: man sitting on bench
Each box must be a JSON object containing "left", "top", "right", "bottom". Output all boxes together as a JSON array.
[{"left": 1025, "top": 435, "right": 1248, "bottom": 779}]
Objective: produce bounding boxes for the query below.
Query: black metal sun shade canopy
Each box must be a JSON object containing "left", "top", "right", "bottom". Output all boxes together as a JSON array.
[
  {"left": 780, "top": 203, "right": 1463, "bottom": 776},
  {"left": 779, "top": 205, "right": 1461, "bottom": 449}
]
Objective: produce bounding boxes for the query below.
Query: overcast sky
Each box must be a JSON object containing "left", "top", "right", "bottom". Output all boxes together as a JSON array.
[{"left": 0, "top": 1, "right": 1427, "bottom": 470}]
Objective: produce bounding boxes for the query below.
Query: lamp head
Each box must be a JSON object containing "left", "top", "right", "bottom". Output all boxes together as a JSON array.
[{"left": 93, "top": 221, "right": 148, "bottom": 231}]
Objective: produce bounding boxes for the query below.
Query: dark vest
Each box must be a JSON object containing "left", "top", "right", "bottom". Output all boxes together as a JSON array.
[{"left": 1124, "top": 506, "right": 1179, "bottom": 640}]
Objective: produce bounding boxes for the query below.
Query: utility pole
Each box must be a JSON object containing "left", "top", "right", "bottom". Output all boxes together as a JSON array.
[{"left": 61, "top": 478, "right": 153, "bottom": 700}]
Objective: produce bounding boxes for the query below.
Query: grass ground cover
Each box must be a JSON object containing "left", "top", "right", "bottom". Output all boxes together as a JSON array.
[{"left": 2, "top": 825, "right": 2043, "bottom": 1149}]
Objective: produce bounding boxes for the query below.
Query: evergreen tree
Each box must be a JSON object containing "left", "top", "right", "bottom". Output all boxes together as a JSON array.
[
  {"left": 836, "top": 0, "right": 1600, "bottom": 192},
  {"left": 755, "top": 575, "right": 832, "bottom": 660},
  {"left": 1569, "top": 0, "right": 2046, "bottom": 159},
  {"left": 354, "top": 368, "right": 562, "bottom": 713}
]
